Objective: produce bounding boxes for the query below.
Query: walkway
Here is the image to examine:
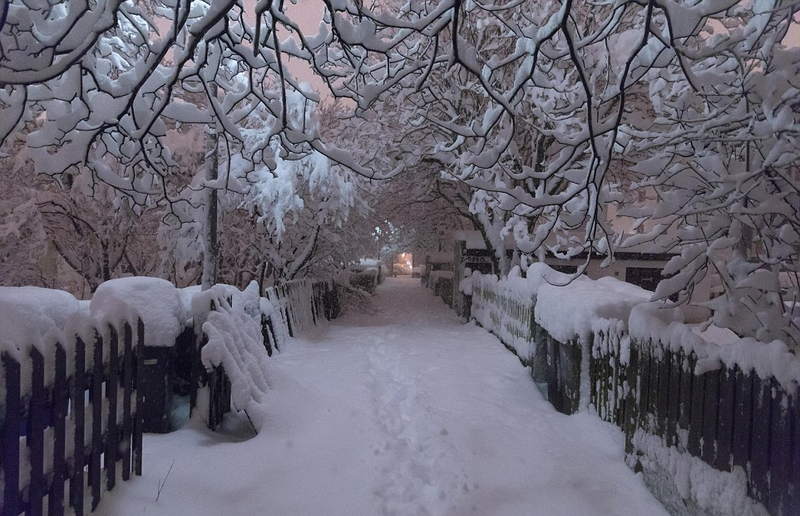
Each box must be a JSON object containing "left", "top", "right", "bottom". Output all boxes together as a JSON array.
[{"left": 96, "top": 277, "right": 668, "bottom": 516}]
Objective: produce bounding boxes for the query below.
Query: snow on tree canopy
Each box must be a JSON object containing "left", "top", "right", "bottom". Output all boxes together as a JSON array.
[
  {"left": 0, "top": 286, "right": 82, "bottom": 354},
  {"left": 90, "top": 277, "right": 185, "bottom": 348}
]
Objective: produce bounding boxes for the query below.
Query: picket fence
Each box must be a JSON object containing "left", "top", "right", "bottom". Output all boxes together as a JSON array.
[
  {"left": 197, "top": 279, "right": 338, "bottom": 430},
  {"left": 1, "top": 319, "right": 144, "bottom": 516},
  {"left": 469, "top": 275, "right": 799, "bottom": 516}
]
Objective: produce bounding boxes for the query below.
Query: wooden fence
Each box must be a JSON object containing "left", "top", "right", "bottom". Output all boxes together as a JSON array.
[
  {"left": 468, "top": 275, "right": 799, "bottom": 516},
  {"left": 196, "top": 279, "right": 339, "bottom": 431},
  {"left": 1, "top": 319, "right": 144, "bottom": 516},
  {"left": 590, "top": 333, "right": 799, "bottom": 516}
]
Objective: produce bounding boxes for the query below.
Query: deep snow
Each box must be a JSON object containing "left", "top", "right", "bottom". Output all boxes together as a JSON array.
[{"left": 95, "top": 277, "right": 668, "bottom": 516}]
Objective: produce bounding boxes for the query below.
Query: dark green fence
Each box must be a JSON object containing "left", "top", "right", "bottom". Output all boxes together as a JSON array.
[
  {"left": 1, "top": 320, "right": 144, "bottom": 516},
  {"left": 468, "top": 273, "right": 799, "bottom": 516}
]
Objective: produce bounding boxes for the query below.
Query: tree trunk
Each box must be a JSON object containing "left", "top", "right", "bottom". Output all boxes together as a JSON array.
[{"left": 201, "top": 89, "right": 219, "bottom": 291}]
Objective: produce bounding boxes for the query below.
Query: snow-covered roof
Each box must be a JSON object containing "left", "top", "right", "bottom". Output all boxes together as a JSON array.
[
  {"left": 427, "top": 252, "right": 453, "bottom": 264},
  {"left": 453, "top": 230, "right": 486, "bottom": 250}
]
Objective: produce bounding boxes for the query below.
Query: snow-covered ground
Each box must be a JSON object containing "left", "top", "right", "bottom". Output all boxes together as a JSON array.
[{"left": 95, "top": 277, "right": 668, "bottom": 516}]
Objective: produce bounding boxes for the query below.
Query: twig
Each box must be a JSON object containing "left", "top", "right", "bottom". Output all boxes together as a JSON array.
[{"left": 156, "top": 459, "right": 176, "bottom": 503}]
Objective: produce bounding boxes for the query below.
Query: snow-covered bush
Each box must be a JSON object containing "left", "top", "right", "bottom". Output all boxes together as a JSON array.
[{"left": 192, "top": 282, "right": 274, "bottom": 430}]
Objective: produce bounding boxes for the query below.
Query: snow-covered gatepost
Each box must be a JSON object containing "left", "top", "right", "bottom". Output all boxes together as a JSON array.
[
  {"left": 0, "top": 286, "right": 144, "bottom": 515},
  {"left": 452, "top": 233, "right": 495, "bottom": 320},
  {"left": 92, "top": 278, "right": 194, "bottom": 435},
  {"left": 465, "top": 263, "right": 800, "bottom": 516}
]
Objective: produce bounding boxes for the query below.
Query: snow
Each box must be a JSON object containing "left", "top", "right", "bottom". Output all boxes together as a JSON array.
[
  {"left": 194, "top": 283, "right": 272, "bottom": 431},
  {"left": 535, "top": 274, "right": 652, "bottom": 345},
  {"left": 428, "top": 269, "right": 454, "bottom": 280},
  {"left": 91, "top": 277, "right": 186, "bottom": 348},
  {"left": 92, "top": 278, "right": 668, "bottom": 516},
  {"left": 453, "top": 229, "right": 487, "bottom": 249},
  {"left": 469, "top": 272, "right": 538, "bottom": 359},
  {"left": 0, "top": 286, "right": 82, "bottom": 353},
  {"left": 427, "top": 251, "right": 453, "bottom": 264},
  {"left": 631, "top": 430, "right": 769, "bottom": 516},
  {"left": 631, "top": 303, "right": 800, "bottom": 393},
  {"left": 0, "top": 286, "right": 85, "bottom": 399}
]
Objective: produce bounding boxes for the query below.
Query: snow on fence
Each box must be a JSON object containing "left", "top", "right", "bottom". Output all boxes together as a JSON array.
[
  {"left": 469, "top": 271, "right": 537, "bottom": 362},
  {"left": 0, "top": 277, "right": 339, "bottom": 513},
  {"left": 465, "top": 265, "right": 800, "bottom": 516},
  {"left": 192, "top": 279, "right": 338, "bottom": 431},
  {"left": 0, "top": 287, "right": 144, "bottom": 516},
  {"left": 429, "top": 271, "right": 454, "bottom": 307}
]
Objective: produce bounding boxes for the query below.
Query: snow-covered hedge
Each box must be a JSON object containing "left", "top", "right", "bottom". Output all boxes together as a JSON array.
[{"left": 192, "top": 279, "right": 334, "bottom": 431}]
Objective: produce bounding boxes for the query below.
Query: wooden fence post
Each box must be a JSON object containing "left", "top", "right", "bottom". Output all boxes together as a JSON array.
[
  {"left": 678, "top": 349, "right": 693, "bottom": 441},
  {"left": 106, "top": 325, "right": 120, "bottom": 490},
  {"left": 647, "top": 342, "right": 659, "bottom": 434},
  {"left": 624, "top": 341, "right": 639, "bottom": 454},
  {"left": 749, "top": 377, "right": 772, "bottom": 507},
  {"left": 656, "top": 347, "right": 671, "bottom": 440},
  {"left": 769, "top": 381, "right": 795, "bottom": 515},
  {"left": 90, "top": 331, "right": 103, "bottom": 511},
  {"left": 732, "top": 367, "right": 753, "bottom": 471},
  {"left": 29, "top": 347, "right": 46, "bottom": 515},
  {"left": 122, "top": 321, "right": 134, "bottom": 481},
  {"left": 135, "top": 317, "right": 145, "bottom": 477},
  {"left": 2, "top": 352, "right": 21, "bottom": 516},
  {"left": 50, "top": 343, "right": 68, "bottom": 516},
  {"left": 71, "top": 336, "right": 86, "bottom": 516},
  {"left": 716, "top": 367, "right": 736, "bottom": 471},
  {"left": 666, "top": 349, "right": 681, "bottom": 447},
  {"left": 687, "top": 353, "right": 704, "bottom": 457},
  {"left": 638, "top": 341, "right": 651, "bottom": 434}
]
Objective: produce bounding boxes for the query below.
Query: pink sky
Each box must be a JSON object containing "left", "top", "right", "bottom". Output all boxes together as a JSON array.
[{"left": 284, "top": 2, "right": 326, "bottom": 93}]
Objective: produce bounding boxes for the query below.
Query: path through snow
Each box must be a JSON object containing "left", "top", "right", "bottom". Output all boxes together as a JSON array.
[{"left": 95, "top": 277, "right": 668, "bottom": 516}]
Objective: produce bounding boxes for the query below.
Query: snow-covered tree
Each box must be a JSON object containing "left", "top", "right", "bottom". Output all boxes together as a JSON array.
[
  {"left": 2, "top": 0, "right": 798, "bottom": 345},
  {"left": 317, "top": 0, "right": 799, "bottom": 344},
  {"left": 241, "top": 93, "right": 367, "bottom": 285},
  {"left": 0, "top": 139, "right": 164, "bottom": 296},
  {"left": 616, "top": 4, "right": 800, "bottom": 346}
]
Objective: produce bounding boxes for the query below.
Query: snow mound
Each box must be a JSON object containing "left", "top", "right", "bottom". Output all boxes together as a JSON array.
[
  {"left": 91, "top": 277, "right": 185, "bottom": 348},
  {"left": 0, "top": 286, "right": 83, "bottom": 354}
]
